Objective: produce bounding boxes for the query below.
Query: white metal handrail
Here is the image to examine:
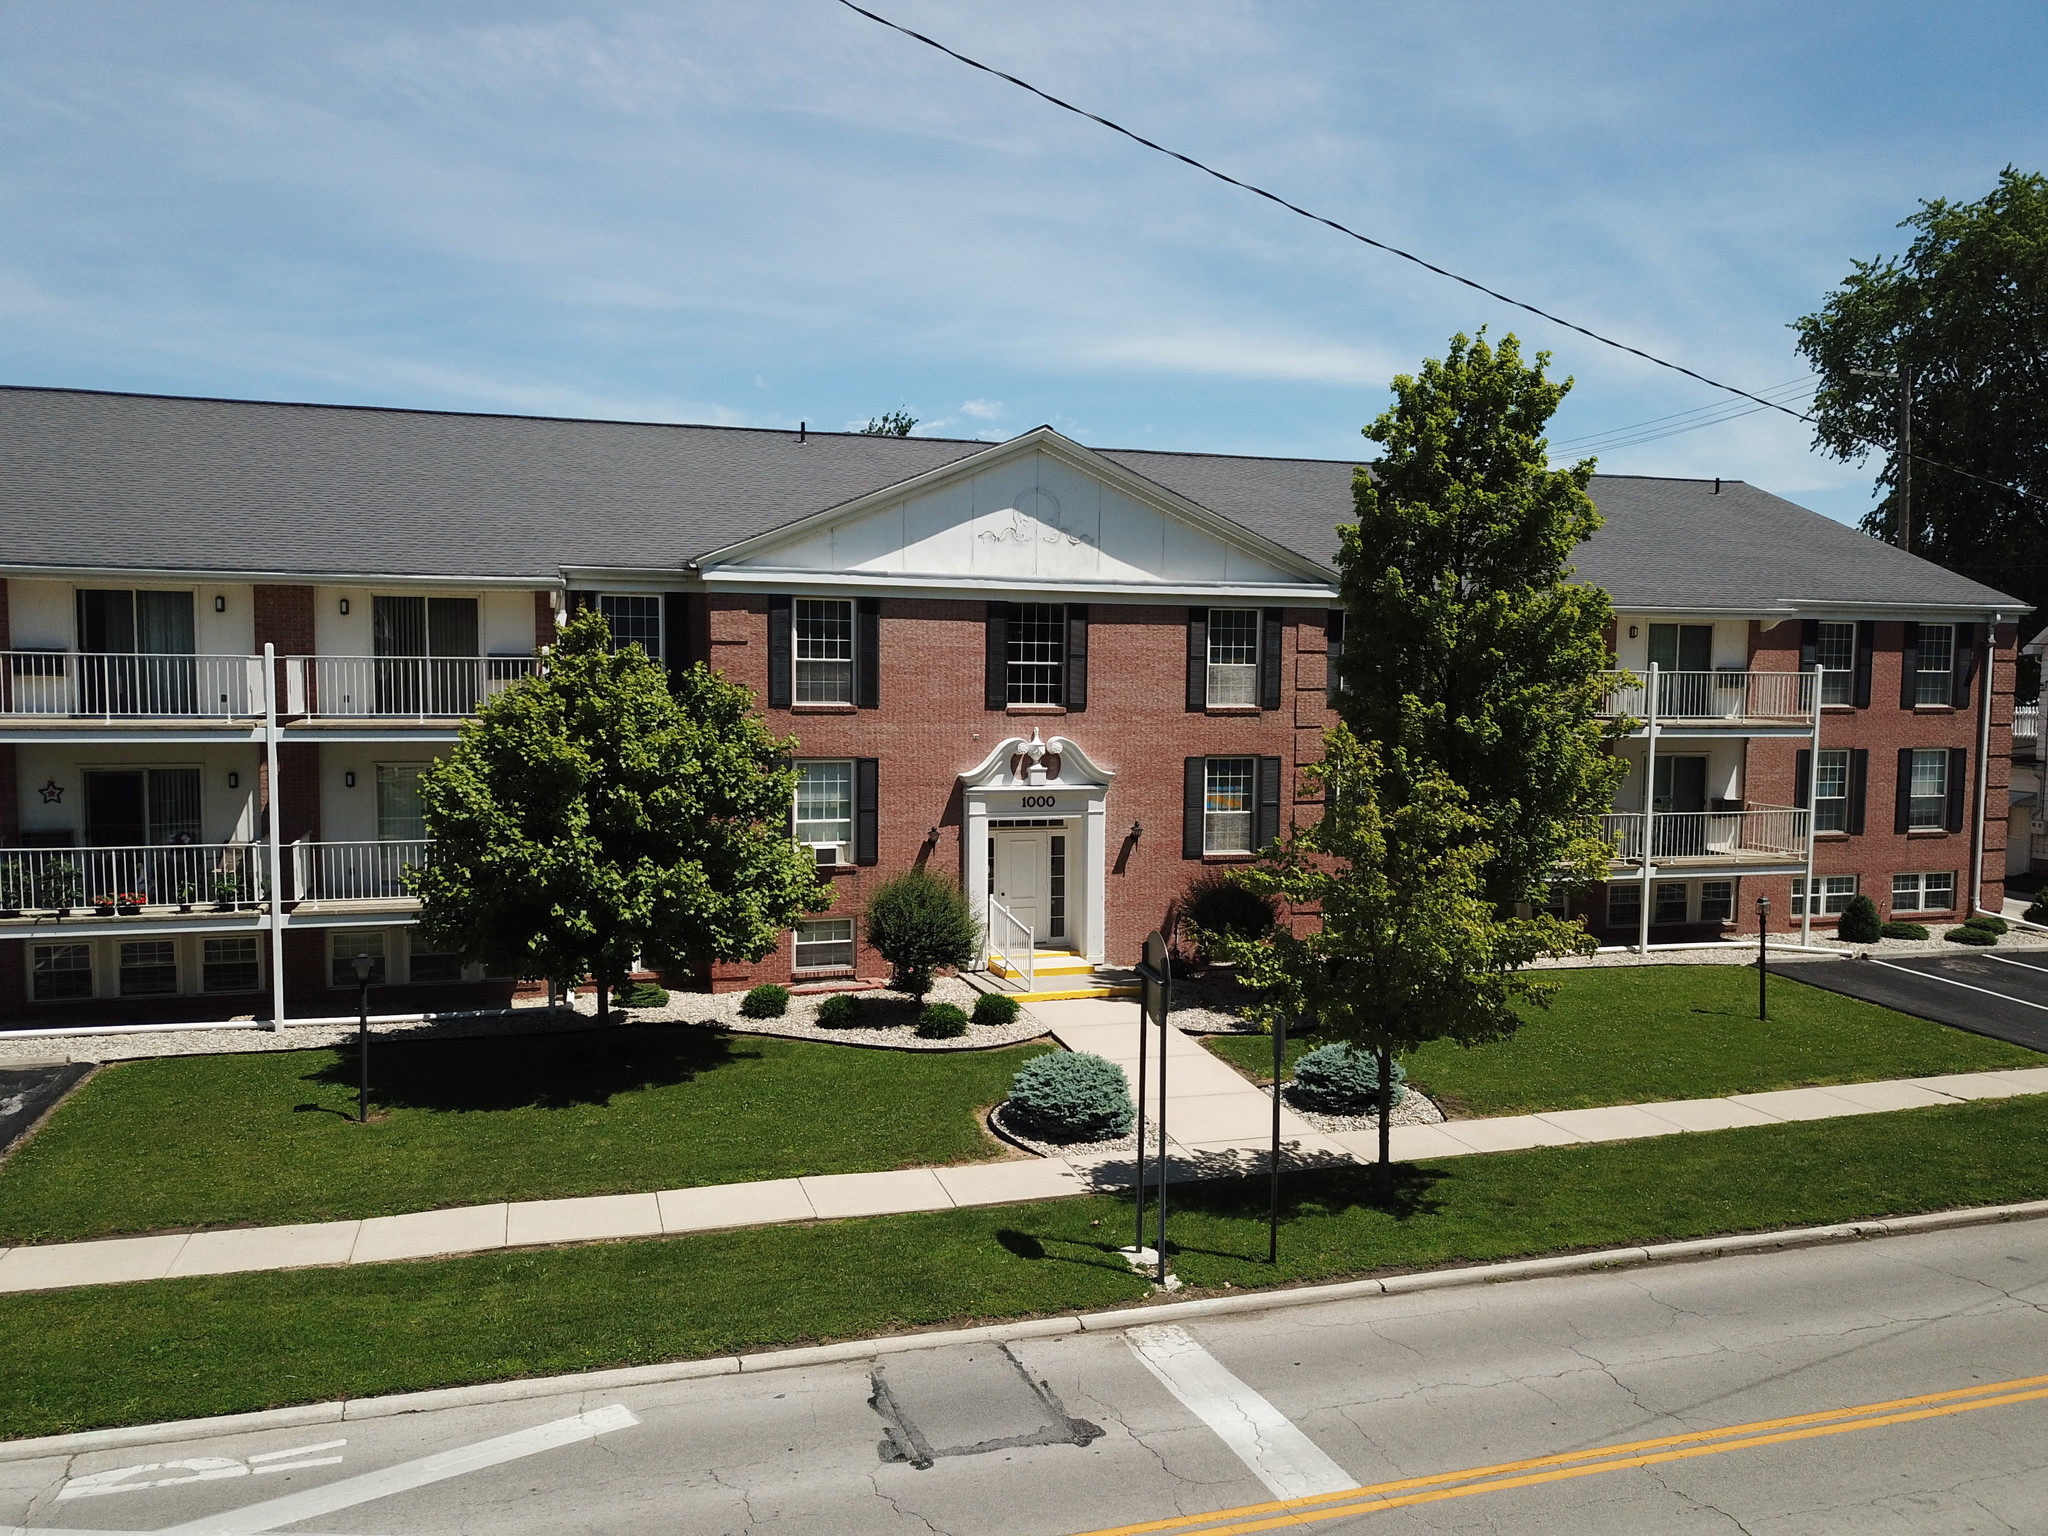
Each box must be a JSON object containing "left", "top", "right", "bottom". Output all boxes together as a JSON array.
[
  {"left": 986, "top": 896, "right": 1034, "bottom": 993},
  {"left": 285, "top": 656, "right": 538, "bottom": 719},
  {"left": 0, "top": 843, "right": 265, "bottom": 912},
  {"left": 1598, "top": 669, "right": 1815, "bottom": 723},
  {"left": 290, "top": 839, "right": 431, "bottom": 902},
  {"left": 0, "top": 651, "right": 264, "bottom": 719},
  {"left": 2015, "top": 704, "right": 2040, "bottom": 745},
  {"left": 1601, "top": 807, "right": 1810, "bottom": 863}
]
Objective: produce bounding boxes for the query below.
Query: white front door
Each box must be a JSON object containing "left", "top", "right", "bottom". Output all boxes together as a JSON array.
[{"left": 992, "top": 829, "right": 1046, "bottom": 940}]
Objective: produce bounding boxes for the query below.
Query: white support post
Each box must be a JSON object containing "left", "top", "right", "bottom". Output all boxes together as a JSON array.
[
  {"left": 264, "top": 642, "right": 286, "bottom": 1031},
  {"left": 1638, "top": 661, "right": 1658, "bottom": 955},
  {"left": 1801, "top": 666, "right": 1822, "bottom": 948},
  {"left": 1971, "top": 620, "right": 1998, "bottom": 916}
]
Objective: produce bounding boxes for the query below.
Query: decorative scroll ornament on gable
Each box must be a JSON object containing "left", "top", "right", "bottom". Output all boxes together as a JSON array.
[
  {"left": 978, "top": 489, "right": 1097, "bottom": 550},
  {"left": 959, "top": 730, "right": 1116, "bottom": 793}
]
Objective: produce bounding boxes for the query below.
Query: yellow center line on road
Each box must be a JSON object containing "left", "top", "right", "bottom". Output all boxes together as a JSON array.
[{"left": 1063, "top": 1371, "right": 2048, "bottom": 1536}]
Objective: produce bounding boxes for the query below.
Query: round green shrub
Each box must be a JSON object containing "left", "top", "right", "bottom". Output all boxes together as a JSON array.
[
  {"left": 1179, "top": 873, "right": 1277, "bottom": 960},
  {"left": 1286, "top": 1042, "right": 1406, "bottom": 1116},
  {"left": 916, "top": 1002, "right": 969, "bottom": 1039},
  {"left": 814, "top": 992, "right": 865, "bottom": 1028},
  {"left": 1007, "top": 1052, "right": 1133, "bottom": 1142},
  {"left": 1880, "top": 921, "right": 1930, "bottom": 941},
  {"left": 971, "top": 991, "right": 1021, "bottom": 1027},
  {"left": 1964, "top": 913, "right": 2009, "bottom": 934},
  {"left": 619, "top": 980, "right": 669, "bottom": 1008},
  {"left": 740, "top": 983, "right": 790, "bottom": 1019},
  {"left": 1836, "top": 893, "right": 1882, "bottom": 944},
  {"left": 1945, "top": 924, "right": 1998, "bottom": 947},
  {"left": 863, "top": 869, "right": 979, "bottom": 1001}
]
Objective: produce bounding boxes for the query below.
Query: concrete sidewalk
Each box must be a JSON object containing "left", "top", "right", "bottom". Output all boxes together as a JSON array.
[{"left": 1, "top": 1001, "right": 2043, "bottom": 1297}]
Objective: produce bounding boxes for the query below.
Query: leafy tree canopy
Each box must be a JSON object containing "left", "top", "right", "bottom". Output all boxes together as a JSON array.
[
  {"left": 1337, "top": 330, "right": 1624, "bottom": 909},
  {"left": 860, "top": 409, "right": 919, "bottom": 437},
  {"left": 411, "top": 609, "right": 827, "bottom": 1016},
  {"left": 1795, "top": 168, "right": 2048, "bottom": 618}
]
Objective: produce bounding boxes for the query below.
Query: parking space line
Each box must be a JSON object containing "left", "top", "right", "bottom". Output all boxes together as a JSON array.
[
  {"left": 1124, "top": 1325, "right": 1358, "bottom": 1500},
  {"left": 1865, "top": 958, "right": 2048, "bottom": 1013}
]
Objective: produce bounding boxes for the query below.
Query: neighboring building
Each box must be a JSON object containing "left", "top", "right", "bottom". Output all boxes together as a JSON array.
[{"left": 0, "top": 386, "right": 2022, "bottom": 1023}]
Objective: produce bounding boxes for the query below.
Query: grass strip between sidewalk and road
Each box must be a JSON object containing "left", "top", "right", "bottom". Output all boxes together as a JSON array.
[
  {"left": 1202, "top": 965, "right": 2040, "bottom": 1114},
  {"left": 3, "top": 1093, "right": 2045, "bottom": 1442}
]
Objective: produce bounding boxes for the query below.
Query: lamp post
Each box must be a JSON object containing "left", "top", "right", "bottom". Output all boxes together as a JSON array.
[
  {"left": 352, "top": 951, "right": 374, "bottom": 1122},
  {"left": 1755, "top": 895, "right": 1770, "bottom": 1022}
]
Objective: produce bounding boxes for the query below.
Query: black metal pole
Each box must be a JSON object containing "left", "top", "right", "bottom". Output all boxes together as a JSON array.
[
  {"left": 1154, "top": 961, "right": 1169, "bottom": 1287},
  {"left": 1268, "top": 1012, "right": 1285, "bottom": 1265},
  {"left": 357, "top": 976, "right": 370, "bottom": 1123},
  {"left": 1133, "top": 971, "right": 1149, "bottom": 1256},
  {"left": 1757, "top": 895, "right": 1770, "bottom": 1021}
]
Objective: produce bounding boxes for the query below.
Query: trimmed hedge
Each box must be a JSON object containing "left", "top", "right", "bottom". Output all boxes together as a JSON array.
[
  {"left": 1965, "top": 914, "right": 2009, "bottom": 935},
  {"left": 814, "top": 993, "right": 865, "bottom": 1028},
  {"left": 1880, "top": 921, "right": 1931, "bottom": 941},
  {"left": 619, "top": 981, "right": 669, "bottom": 1009},
  {"left": 1286, "top": 1042, "right": 1406, "bottom": 1116},
  {"left": 1945, "top": 925, "right": 1999, "bottom": 947},
  {"left": 1007, "top": 1052, "right": 1133, "bottom": 1142},
  {"left": 1837, "top": 894, "right": 1882, "bottom": 944},
  {"left": 916, "top": 1003, "right": 969, "bottom": 1039},
  {"left": 971, "top": 992, "right": 1021, "bottom": 1027},
  {"left": 739, "top": 984, "right": 790, "bottom": 1019}
]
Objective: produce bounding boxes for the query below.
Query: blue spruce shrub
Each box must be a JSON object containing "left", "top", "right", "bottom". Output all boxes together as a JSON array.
[
  {"left": 1007, "top": 1052, "right": 1134, "bottom": 1142},
  {"left": 1287, "top": 1042, "right": 1406, "bottom": 1116}
]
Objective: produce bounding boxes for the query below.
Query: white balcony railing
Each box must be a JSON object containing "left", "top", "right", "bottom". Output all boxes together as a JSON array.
[
  {"left": 1602, "top": 807, "right": 1810, "bottom": 864},
  {"left": 290, "top": 839, "right": 430, "bottom": 902},
  {"left": 2014, "top": 704, "right": 2040, "bottom": 748},
  {"left": 0, "top": 651, "right": 265, "bottom": 719},
  {"left": 0, "top": 843, "right": 266, "bottom": 913},
  {"left": 1599, "top": 669, "right": 1816, "bottom": 724},
  {"left": 285, "top": 656, "right": 538, "bottom": 719}
]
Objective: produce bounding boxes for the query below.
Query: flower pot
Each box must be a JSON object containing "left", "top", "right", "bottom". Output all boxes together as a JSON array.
[
  {"left": 0, "top": 909, "right": 20, "bottom": 919},
  {"left": 93, "top": 904, "right": 116, "bottom": 916},
  {"left": 117, "top": 903, "right": 142, "bottom": 916},
  {"left": 178, "top": 903, "right": 193, "bottom": 914},
  {"left": 212, "top": 901, "right": 234, "bottom": 912}
]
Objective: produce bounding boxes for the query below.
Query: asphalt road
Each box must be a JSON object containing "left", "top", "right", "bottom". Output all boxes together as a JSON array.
[
  {"left": 7, "top": 1220, "right": 2046, "bottom": 1535},
  {"left": 1774, "top": 951, "right": 2048, "bottom": 1053}
]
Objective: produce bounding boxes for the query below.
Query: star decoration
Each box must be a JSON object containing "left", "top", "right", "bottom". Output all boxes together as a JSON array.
[{"left": 37, "top": 780, "right": 62, "bottom": 805}]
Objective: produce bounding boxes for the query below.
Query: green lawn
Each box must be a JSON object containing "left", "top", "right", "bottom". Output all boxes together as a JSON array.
[
  {"left": 0, "top": 1025, "right": 1052, "bottom": 1244},
  {"left": 3, "top": 1094, "right": 2044, "bottom": 1441},
  {"left": 1203, "top": 965, "right": 2041, "bottom": 1116}
]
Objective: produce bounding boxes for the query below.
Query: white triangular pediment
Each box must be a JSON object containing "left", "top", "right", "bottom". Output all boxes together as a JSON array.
[{"left": 703, "top": 431, "right": 1331, "bottom": 594}]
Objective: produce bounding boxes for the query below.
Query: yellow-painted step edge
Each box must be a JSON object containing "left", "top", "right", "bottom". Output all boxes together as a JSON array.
[{"left": 1009, "top": 985, "right": 1142, "bottom": 1003}]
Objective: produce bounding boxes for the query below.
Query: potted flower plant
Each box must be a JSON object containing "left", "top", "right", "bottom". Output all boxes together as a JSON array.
[
  {"left": 115, "top": 891, "right": 145, "bottom": 916},
  {"left": 44, "top": 860, "right": 80, "bottom": 917},
  {"left": 92, "top": 893, "right": 117, "bottom": 917},
  {"left": 212, "top": 870, "right": 242, "bottom": 911}
]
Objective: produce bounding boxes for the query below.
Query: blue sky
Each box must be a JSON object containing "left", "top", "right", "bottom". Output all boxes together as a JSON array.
[{"left": 2, "top": 2, "right": 2043, "bottom": 525}]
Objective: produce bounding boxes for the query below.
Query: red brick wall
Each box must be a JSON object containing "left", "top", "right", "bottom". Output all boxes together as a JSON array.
[
  {"left": 534, "top": 591, "right": 556, "bottom": 651},
  {"left": 709, "top": 596, "right": 1329, "bottom": 988},
  {"left": 252, "top": 585, "right": 315, "bottom": 655}
]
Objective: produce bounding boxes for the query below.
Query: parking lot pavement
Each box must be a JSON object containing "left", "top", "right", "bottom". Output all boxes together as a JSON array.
[
  {"left": 0, "top": 1063, "right": 88, "bottom": 1156},
  {"left": 1769, "top": 954, "right": 2048, "bottom": 1054}
]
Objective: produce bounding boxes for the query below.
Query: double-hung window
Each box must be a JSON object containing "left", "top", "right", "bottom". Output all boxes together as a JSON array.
[
  {"left": 1607, "top": 882, "right": 1641, "bottom": 925},
  {"left": 330, "top": 930, "right": 387, "bottom": 989},
  {"left": 1652, "top": 882, "right": 1690, "bottom": 925},
  {"left": 202, "top": 936, "right": 261, "bottom": 993},
  {"left": 1699, "top": 881, "right": 1735, "bottom": 922},
  {"left": 31, "top": 942, "right": 93, "bottom": 1001},
  {"left": 1908, "top": 749, "right": 1948, "bottom": 829},
  {"left": 1203, "top": 758, "right": 1256, "bottom": 854},
  {"left": 1915, "top": 625, "right": 1955, "bottom": 705},
  {"left": 119, "top": 940, "right": 178, "bottom": 997},
  {"left": 1006, "top": 604, "right": 1066, "bottom": 704},
  {"left": 1815, "top": 622, "right": 1855, "bottom": 705},
  {"left": 795, "top": 918, "right": 855, "bottom": 971},
  {"left": 794, "top": 599, "right": 854, "bottom": 703},
  {"left": 597, "top": 595, "right": 662, "bottom": 659},
  {"left": 1812, "top": 748, "right": 1850, "bottom": 832},
  {"left": 1792, "top": 875, "right": 1858, "bottom": 916},
  {"left": 1206, "top": 609, "right": 1260, "bottom": 706},
  {"left": 794, "top": 761, "right": 853, "bottom": 855},
  {"left": 1891, "top": 871, "right": 1955, "bottom": 912}
]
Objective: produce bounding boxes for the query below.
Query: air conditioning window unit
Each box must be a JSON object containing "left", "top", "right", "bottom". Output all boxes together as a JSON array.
[{"left": 812, "top": 843, "right": 845, "bottom": 869}]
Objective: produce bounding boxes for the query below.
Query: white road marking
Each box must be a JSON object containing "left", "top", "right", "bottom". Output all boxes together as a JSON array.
[
  {"left": 1867, "top": 957, "right": 2048, "bottom": 1013},
  {"left": 244, "top": 1440, "right": 346, "bottom": 1465},
  {"left": 1124, "top": 1324, "right": 1359, "bottom": 1499},
  {"left": 57, "top": 1441, "right": 349, "bottom": 1502}
]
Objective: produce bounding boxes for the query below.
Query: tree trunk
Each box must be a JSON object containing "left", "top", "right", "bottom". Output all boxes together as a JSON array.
[{"left": 1375, "top": 1045, "right": 1393, "bottom": 1197}]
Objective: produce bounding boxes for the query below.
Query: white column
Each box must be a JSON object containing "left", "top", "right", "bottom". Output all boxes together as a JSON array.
[
  {"left": 1801, "top": 666, "right": 1822, "bottom": 947},
  {"left": 1638, "top": 661, "right": 1658, "bottom": 954},
  {"left": 263, "top": 642, "right": 286, "bottom": 1030},
  {"left": 1972, "top": 621, "right": 1998, "bottom": 915},
  {"left": 963, "top": 795, "right": 990, "bottom": 966},
  {"left": 1083, "top": 793, "right": 1109, "bottom": 965}
]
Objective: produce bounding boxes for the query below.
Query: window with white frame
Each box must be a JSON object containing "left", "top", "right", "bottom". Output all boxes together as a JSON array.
[
  {"left": 1815, "top": 622, "right": 1855, "bottom": 705},
  {"left": 1699, "top": 881, "right": 1735, "bottom": 923},
  {"left": 1891, "top": 871, "right": 1956, "bottom": 912},
  {"left": 794, "top": 599, "right": 854, "bottom": 704},
  {"left": 1206, "top": 609, "right": 1260, "bottom": 706},
  {"left": 202, "top": 936, "right": 261, "bottom": 993},
  {"left": 1608, "top": 882, "right": 1641, "bottom": 924},
  {"left": 1006, "top": 604, "right": 1066, "bottom": 704},
  {"left": 1915, "top": 625, "right": 1955, "bottom": 705},
  {"left": 1908, "top": 749, "right": 1948, "bottom": 829},
  {"left": 406, "top": 933, "right": 466, "bottom": 984},
  {"left": 1203, "top": 758, "right": 1256, "bottom": 854},
  {"left": 330, "top": 930, "right": 387, "bottom": 988},
  {"left": 794, "top": 761, "right": 853, "bottom": 851},
  {"left": 1813, "top": 748, "right": 1851, "bottom": 832},
  {"left": 31, "top": 942, "right": 92, "bottom": 1001},
  {"left": 1653, "top": 882, "right": 1689, "bottom": 925},
  {"left": 119, "top": 940, "right": 179, "bottom": 997},
  {"left": 795, "top": 917, "right": 855, "bottom": 970},
  {"left": 1792, "top": 875, "right": 1858, "bottom": 916},
  {"left": 597, "top": 595, "right": 662, "bottom": 659}
]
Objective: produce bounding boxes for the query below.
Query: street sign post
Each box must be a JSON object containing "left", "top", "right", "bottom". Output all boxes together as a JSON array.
[{"left": 1136, "top": 930, "right": 1171, "bottom": 1286}]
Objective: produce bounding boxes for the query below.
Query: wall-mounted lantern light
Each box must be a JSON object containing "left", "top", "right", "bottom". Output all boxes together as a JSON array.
[
  {"left": 1130, "top": 820, "right": 1143, "bottom": 841},
  {"left": 214, "top": 594, "right": 227, "bottom": 613},
  {"left": 227, "top": 771, "right": 239, "bottom": 789},
  {"left": 344, "top": 770, "right": 357, "bottom": 788},
  {"left": 1628, "top": 625, "right": 1639, "bottom": 639},
  {"left": 339, "top": 598, "right": 351, "bottom": 616}
]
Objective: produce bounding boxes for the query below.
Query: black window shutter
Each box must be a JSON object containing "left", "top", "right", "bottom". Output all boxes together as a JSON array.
[
  {"left": 1794, "top": 749, "right": 1811, "bottom": 809},
  {"left": 1185, "top": 609, "right": 1209, "bottom": 711},
  {"left": 662, "top": 593, "right": 698, "bottom": 679},
  {"left": 1256, "top": 756, "right": 1283, "bottom": 848},
  {"left": 777, "top": 758, "right": 795, "bottom": 837},
  {"left": 1853, "top": 620, "right": 1875, "bottom": 708},
  {"left": 1325, "top": 610, "right": 1345, "bottom": 703},
  {"left": 1065, "top": 604, "right": 1089, "bottom": 712},
  {"left": 567, "top": 589, "right": 595, "bottom": 615},
  {"left": 1799, "top": 619, "right": 1818, "bottom": 672},
  {"left": 1848, "top": 748, "right": 1869, "bottom": 835},
  {"left": 1894, "top": 747, "right": 1914, "bottom": 833},
  {"left": 855, "top": 757, "right": 879, "bottom": 865},
  {"left": 1259, "top": 609, "right": 1284, "bottom": 710},
  {"left": 766, "top": 595, "right": 792, "bottom": 709},
  {"left": 1183, "top": 757, "right": 1205, "bottom": 858},
  {"left": 856, "top": 597, "right": 881, "bottom": 709},
  {"left": 1946, "top": 747, "right": 1968, "bottom": 833},
  {"left": 985, "top": 602, "right": 1010, "bottom": 710},
  {"left": 1953, "top": 622, "right": 1977, "bottom": 709},
  {"left": 1899, "top": 622, "right": 1921, "bottom": 709}
]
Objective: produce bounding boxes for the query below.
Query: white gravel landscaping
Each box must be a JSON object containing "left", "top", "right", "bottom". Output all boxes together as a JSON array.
[
  {"left": 1262, "top": 1081, "right": 1447, "bottom": 1133},
  {"left": 606, "top": 975, "right": 1049, "bottom": 1051}
]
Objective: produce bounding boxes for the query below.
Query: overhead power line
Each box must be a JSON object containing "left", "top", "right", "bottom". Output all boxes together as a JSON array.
[{"left": 1549, "top": 379, "right": 1819, "bottom": 460}]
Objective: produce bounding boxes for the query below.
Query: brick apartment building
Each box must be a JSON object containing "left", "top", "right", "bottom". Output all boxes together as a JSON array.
[{"left": 0, "top": 386, "right": 2021, "bottom": 1024}]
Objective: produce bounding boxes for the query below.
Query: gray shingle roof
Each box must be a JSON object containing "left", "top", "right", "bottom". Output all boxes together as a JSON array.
[{"left": 0, "top": 385, "right": 2019, "bottom": 612}]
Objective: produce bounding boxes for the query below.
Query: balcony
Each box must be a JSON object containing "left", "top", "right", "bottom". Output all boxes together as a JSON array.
[
  {"left": 1602, "top": 807, "right": 1809, "bottom": 868},
  {"left": 0, "top": 843, "right": 267, "bottom": 917},
  {"left": 0, "top": 651, "right": 264, "bottom": 720},
  {"left": 289, "top": 839, "right": 430, "bottom": 904},
  {"left": 2015, "top": 704, "right": 2040, "bottom": 755},
  {"left": 1599, "top": 670, "right": 1816, "bottom": 729},
  {"left": 285, "top": 656, "right": 538, "bottom": 720}
]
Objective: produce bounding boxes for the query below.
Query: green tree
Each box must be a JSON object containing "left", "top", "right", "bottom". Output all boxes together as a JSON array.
[
  {"left": 862, "top": 867, "right": 979, "bottom": 1001},
  {"left": 1336, "top": 330, "right": 1624, "bottom": 911},
  {"left": 860, "top": 409, "right": 919, "bottom": 437},
  {"left": 1210, "top": 727, "right": 1578, "bottom": 1184},
  {"left": 411, "top": 609, "right": 827, "bottom": 1023},
  {"left": 1795, "top": 168, "right": 2048, "bottom": 623}
]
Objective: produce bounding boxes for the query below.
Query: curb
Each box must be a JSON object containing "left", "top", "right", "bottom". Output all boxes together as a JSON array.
[{"left": 6, "top": 1197, "right": 2045, "bottom": 1461}]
